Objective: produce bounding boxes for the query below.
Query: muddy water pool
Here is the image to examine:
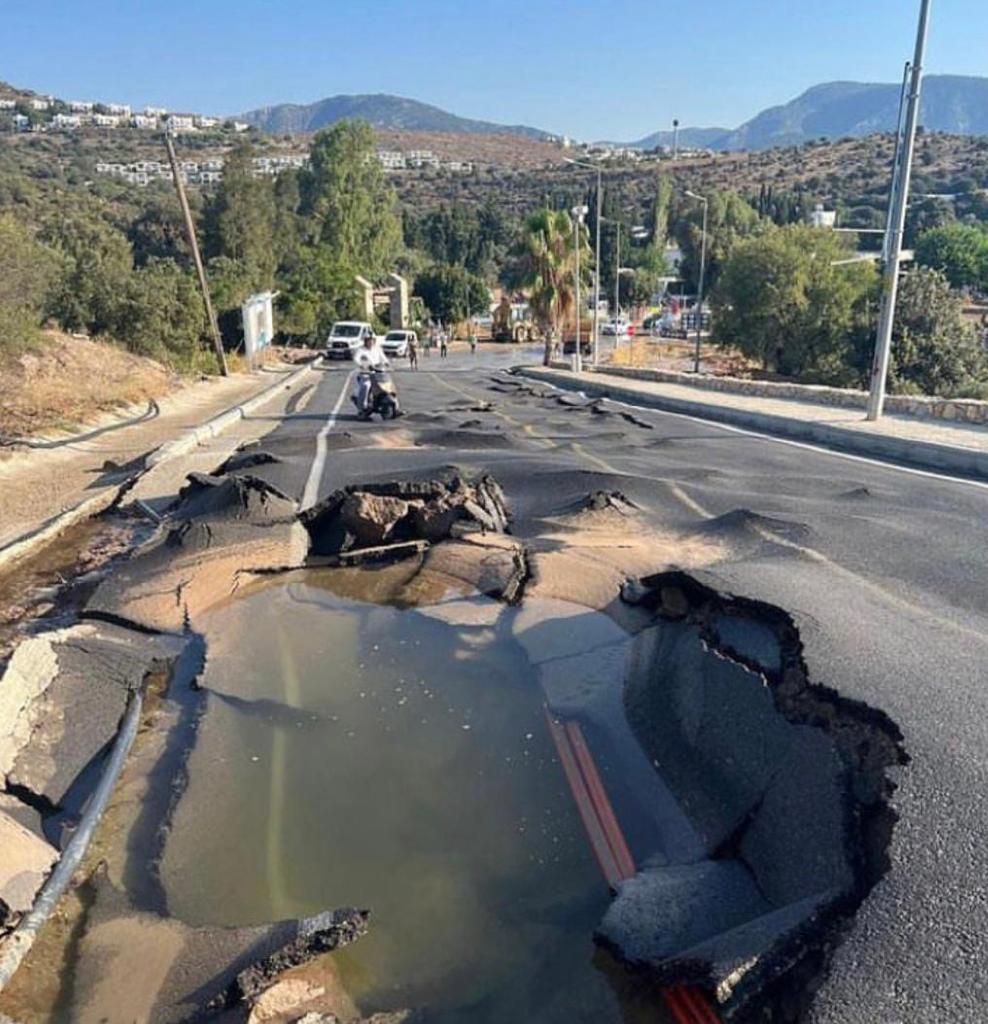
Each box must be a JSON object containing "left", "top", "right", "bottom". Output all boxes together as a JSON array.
[{"left": 159, "top": 576, "right": 652, "bottom": 1023}]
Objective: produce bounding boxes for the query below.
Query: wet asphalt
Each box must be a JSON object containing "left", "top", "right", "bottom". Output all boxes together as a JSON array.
[{"left": 239, "top": 347, "right": 988, "bottom": 1023}]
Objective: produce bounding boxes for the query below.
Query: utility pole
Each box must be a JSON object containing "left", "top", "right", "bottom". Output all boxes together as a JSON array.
[
  {"left": 866, "top": 0, "right": 932, "bottom": 421},
  {"left": 672, "top": 119, "right": 680, "bottom": 161},
  {"left": 164, "top": 131, "right": 229, "bottom": 376},
  {"left": 685, "top": 190, "right": 708, "bottom": 374}
]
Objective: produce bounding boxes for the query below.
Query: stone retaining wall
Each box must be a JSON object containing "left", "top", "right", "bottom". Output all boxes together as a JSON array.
[{"left": 572, "top": 364, "right": 988, "bottom": 425}]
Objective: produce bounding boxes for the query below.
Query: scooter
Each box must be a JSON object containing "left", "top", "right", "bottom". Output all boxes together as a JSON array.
[{"left": 353, "top": 368, "right": 400, "bottom": 420}]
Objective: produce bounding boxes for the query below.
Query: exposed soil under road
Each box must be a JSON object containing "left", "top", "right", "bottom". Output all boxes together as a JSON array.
[{"left": 4, "top": 353, "right": 987, "bottom": 1022}]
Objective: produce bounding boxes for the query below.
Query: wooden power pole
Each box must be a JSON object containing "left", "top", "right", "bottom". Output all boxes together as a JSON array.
[{"left": 164, "top": 131, "right": 229, "bottom": 376}]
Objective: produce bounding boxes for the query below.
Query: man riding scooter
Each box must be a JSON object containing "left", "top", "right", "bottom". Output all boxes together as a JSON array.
[{"left": 351, "top": 332, "right": 400, "bottom": 420}]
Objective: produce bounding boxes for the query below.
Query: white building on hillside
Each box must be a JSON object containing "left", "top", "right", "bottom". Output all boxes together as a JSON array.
[
  {"left": 407, "top": 149, "right": 439, "bottom": 169},
  {"left": 165, "top": 114, "right": 195, "bottom": 132},
  {"left": 132, "top": 114, "right": 157, "bottom": 129},
  {"left": 30, "top": 98, "right": 50, "bottom": 111},
  {"left": 195, "top": 115, "right": 218, "bottom": 129},
  {"left": 0, "top": 99, "right": 16, "bottom": 110},
  {"left": 232, "top": 121, "right": 250, "bottom": 132},
  {"left": 809, "top": 204, "right": 838, "bottom": 229},
  {"left": 69, "top": 101, "right": 94, "bottom": 113},
  {"left": 93, "top": 113, "right": 120, "bottom": 128},
  {"left": 107, "top": 103, "right": 131, "bottom": 116},
  {"left": 52, "top": 113, "right": 81, "bottom": 129},
  {"left": 377, "top": 150, "right": 406, "bottom": 170}
]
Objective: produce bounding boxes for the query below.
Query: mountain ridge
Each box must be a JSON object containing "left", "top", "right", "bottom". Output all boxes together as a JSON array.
[
  {"left": 239, "top": 93, "right": 553, "bottom": 140},
  {"left": 633, "top": 75, "right": 988, "bottom": 151}
]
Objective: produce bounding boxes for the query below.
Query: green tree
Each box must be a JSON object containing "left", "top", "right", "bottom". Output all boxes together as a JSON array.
[
  {"left": 713, "top": 224, "right": 877, "bottom": 379},
  {"left": 514, "top": 208, "right": 588, "bottom": 364},
  {"left": 202, "top": 141, "right": 276, "bottom": 288},
  {"left": 41, "top": 213, "right": 133, "bottom": 336},
  {"left": 914, "top": 223, "right": 988, "bottom": 291},
  {"left": 116, "top": 258, "right": 209, "bottom": 369},
  {"left": 674, "top": 190, "right": 763, "bottom": 294},
  {"left": 414, "top": 264, "right": 490, "bottom": 325},
  {"left": 300, "top": 120, "right": 402, "bottom": 278},
  {"left": 889, "top": 267, "right": 988, "bottom": 396},
  {"left": 0, "top": 214, "right": 57, "bottom": 354}
]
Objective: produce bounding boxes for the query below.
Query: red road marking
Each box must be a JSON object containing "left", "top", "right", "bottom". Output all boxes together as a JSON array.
[
  {"left": 565, "top": 721, "right": 637, "bottom": 880},
  {"left": 544, "top": 706, "right": 723, "bottom": 1024},
  {"left": 544, "top": 709, "right": 623, "bottom": 887}
]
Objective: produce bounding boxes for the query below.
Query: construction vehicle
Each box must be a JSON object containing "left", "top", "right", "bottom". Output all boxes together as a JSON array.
[{"left": 491, "top": 296, "right": 538, "bottom": 343}]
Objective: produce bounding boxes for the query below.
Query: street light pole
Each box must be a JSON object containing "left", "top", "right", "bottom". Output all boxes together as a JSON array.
[
  {"left": 866, "top": 0, "right": 933, "bottom": 421},
  {"left": 685, "top": 190, "right": 708, "bottom": 374},
  {"left": 565, "top": 158, "right": 603, "bottom": 365},
  {"left": 614, "top": 221, "right": 621, "bottom": 331},
  {"left": 571, "top": 205, "right": 588, "bottom": 373}
]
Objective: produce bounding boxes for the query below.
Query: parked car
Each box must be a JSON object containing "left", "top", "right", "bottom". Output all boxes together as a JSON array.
[
  {"left": 326, "top": 321, "right": 375, "bottom": 359},
  {"left": 381, "top": 329, "right": 417, "bottom": 358},
  {"left": 601, "top": 318, "right": 632, "bottom": 337}
]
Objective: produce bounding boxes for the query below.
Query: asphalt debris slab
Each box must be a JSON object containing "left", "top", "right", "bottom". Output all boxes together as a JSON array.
[
  {"left": 86, "top": 473, "right": 309, "bottom": 633},
  {"left": 301, "top": 473, "right": 510, "bottom": 557},
  {"left": 67, "top": 872, "right": 368, "bottom": 1023}
]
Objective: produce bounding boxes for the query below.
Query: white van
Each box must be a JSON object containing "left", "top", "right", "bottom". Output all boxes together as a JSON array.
[{"left": 326, "top": 321, "right": 375, "bottom": 360}]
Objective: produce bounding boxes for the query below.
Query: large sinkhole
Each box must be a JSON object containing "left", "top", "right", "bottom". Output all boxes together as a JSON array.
[{"left": 142, "top": 560, "right": 903, "bottom": 1023}]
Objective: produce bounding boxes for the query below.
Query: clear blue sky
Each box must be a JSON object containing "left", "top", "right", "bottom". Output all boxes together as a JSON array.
[{"left": 1, "top": 0, "right": 985, "bottom": 140}]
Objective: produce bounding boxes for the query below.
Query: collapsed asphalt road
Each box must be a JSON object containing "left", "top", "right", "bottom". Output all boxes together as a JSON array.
[
  {"left": 234, "top": 354, "right": 984, "bottom": 1022},
  {"left": 2, "top": 346, "right": 986, "bottom": 1022}
]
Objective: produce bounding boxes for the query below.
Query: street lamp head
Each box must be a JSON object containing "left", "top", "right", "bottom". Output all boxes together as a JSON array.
[{"left": 685, "top": 189, "right": 705, "bottom": 202}]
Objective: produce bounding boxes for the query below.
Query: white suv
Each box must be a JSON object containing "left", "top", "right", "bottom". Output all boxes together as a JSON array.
[
  {"left": 326, "top": 321, "right": 375, "bottom": 360},
  {"left": 381, "top": 329, "right": 417, "bottom": 358}
]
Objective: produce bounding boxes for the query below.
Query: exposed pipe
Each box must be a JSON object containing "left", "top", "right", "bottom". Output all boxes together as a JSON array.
[{"left": 0, "top": 688, "right": 144, "bottom": 991}]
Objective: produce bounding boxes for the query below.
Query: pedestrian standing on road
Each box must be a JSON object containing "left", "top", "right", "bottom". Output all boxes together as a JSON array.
[
  {"left": 440, "top": 331, "right": 449, "bottom": 359},
  {"left": 468, "top": 332, "right": 477, "bottom": 356},
  {"left": 408, "top": 334, "right": 418, "bottom": 370}
]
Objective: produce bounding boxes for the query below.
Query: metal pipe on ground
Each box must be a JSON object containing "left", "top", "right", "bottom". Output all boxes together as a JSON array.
[{"left": 0, "top": 688, "right": 144, "bottom": 992}]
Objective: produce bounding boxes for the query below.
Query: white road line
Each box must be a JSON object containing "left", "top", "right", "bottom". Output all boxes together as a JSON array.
[
  {"left": 533, "top": 378, "right": 988, "bottom": 494},
  {"left": 300, "top": 371, "right": 352, "bottom": 511}
]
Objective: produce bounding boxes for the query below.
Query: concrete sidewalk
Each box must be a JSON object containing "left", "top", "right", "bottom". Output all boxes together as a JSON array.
[
  {"left": 519, "top": 365, "right": 988, "bottom": 480},
  {"left": 0, "top": 363, "right": 312, "bottom": 556}
]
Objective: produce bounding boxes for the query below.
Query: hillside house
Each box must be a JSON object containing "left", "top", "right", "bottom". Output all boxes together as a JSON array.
[
  {"left": 132, "top": 114, "right": 157, "bottom": 129},
  {"left": 144, "top": 105, "right": 167, "bottom": 117},
  {"left": 407, "top": 149, "right": 440, "bottom": 169},
  {"left": 232, "top": 121, "right": 250, "bottom": 132},
  {"left": 30, "top": 98, "right": 50, "bottom": 111},
  {"left": 93, "top": 114, "right": 120, "bottom": 128},
  {"left": 52, "top": 113, "right": 82, "bottom": 129},
  {"left": 165, "top": 114, "right": 195, "bottom": 132},
  {"left": 0, "top": 99, "right": 15, "bottom": 110},
  {"left": 377, "top": 150, "right": 406, "bottom": 170},
  {"left": 107, "top": 103, "right": 131, "bottom": 116},
  {"left": 195, "top": 115, "right": 218, "bottom": 129},
  {"left": 69, "top": 101, "right": 94, "bottom": 113}
]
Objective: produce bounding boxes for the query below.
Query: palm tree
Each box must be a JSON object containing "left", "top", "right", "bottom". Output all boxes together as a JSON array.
[{"left": 519, "top": 208, "right": 588, "bottom": 365}]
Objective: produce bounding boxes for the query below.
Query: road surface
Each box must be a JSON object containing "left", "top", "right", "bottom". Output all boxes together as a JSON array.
[{"left": 101, "top": 346, "right": 987, "bottom": 1021}]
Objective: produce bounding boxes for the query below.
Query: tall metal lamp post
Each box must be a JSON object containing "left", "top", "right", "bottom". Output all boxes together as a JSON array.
[
  {"left": 866, "top": 0, "right": 933, "bottom": 421},
  {"left": 565, "top": 158, "right": 603, "bottom": 365},
  {"left": 685, "top": 189, "right": 708, "bottom": 374},
  {"left": 571, "top": 204, "right": 589, "bottom": 373}
]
